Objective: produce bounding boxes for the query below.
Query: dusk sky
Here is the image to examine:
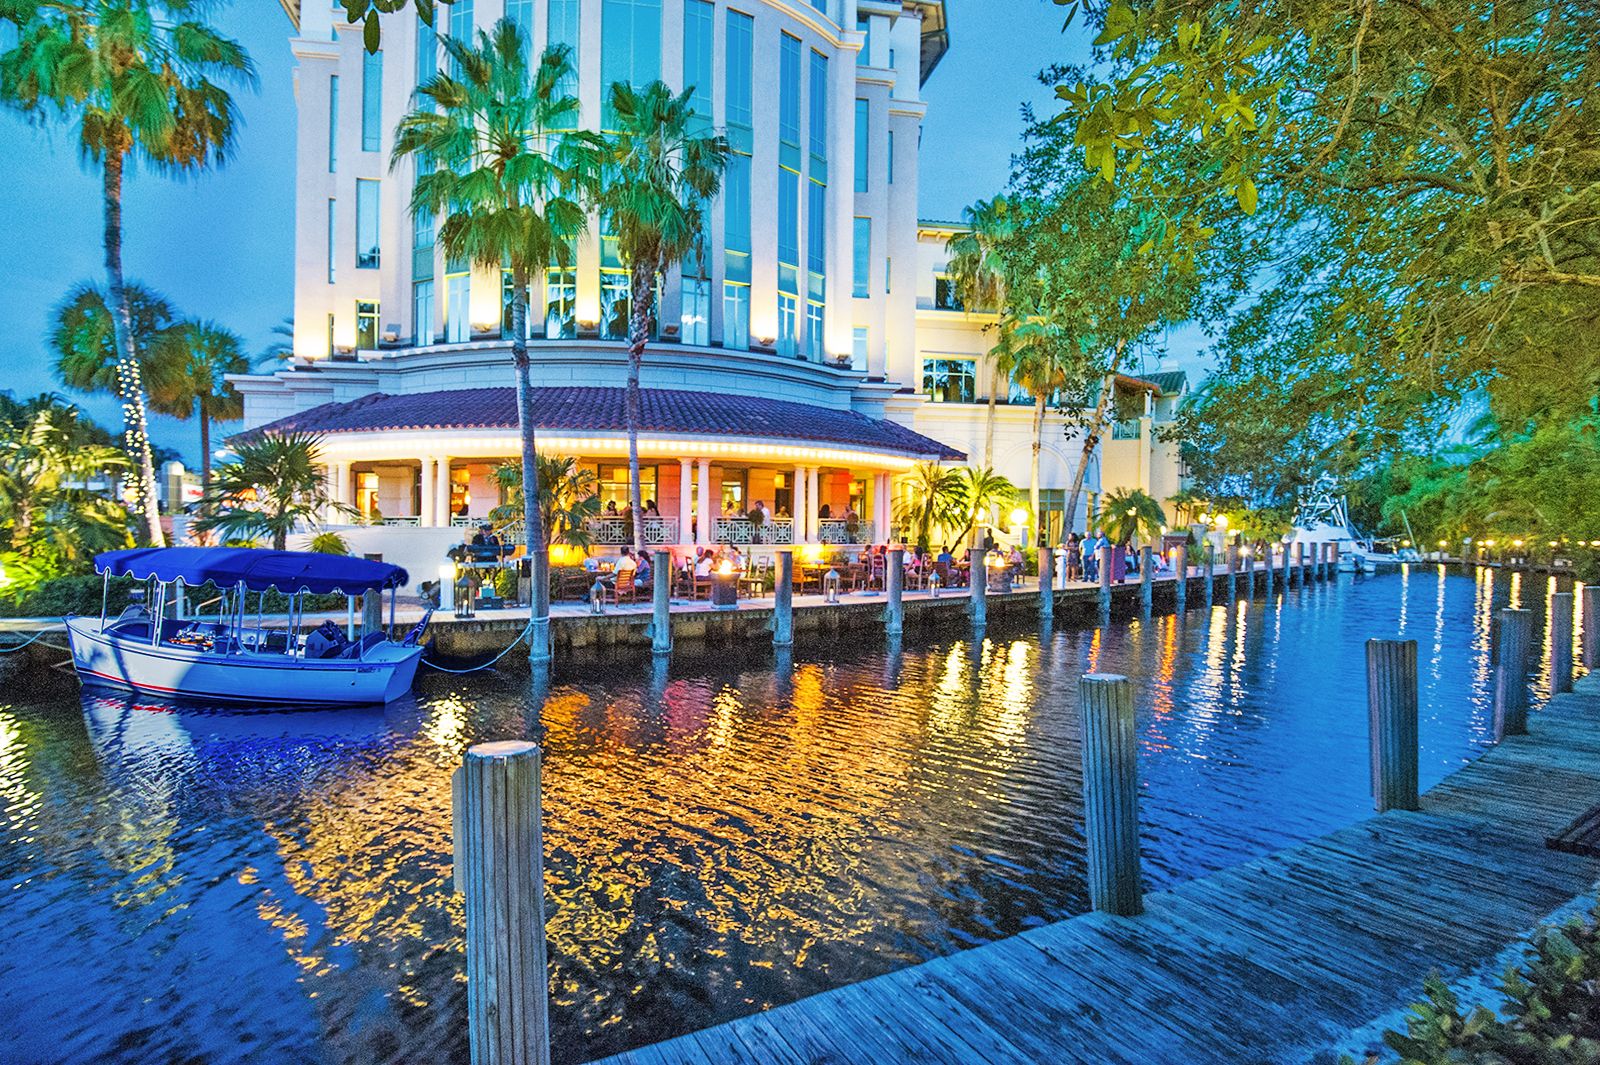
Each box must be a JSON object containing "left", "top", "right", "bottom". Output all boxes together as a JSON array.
[{"left": 0, "top": 1, "right": 1119, "bottom": 464}]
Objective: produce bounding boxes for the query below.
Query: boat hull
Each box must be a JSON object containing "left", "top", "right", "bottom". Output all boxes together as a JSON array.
[{"left": 65, "top": 617, "right": 421, "bottom": 707}]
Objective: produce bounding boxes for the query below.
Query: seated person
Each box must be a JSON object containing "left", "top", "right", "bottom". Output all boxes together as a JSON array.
[
  {"left": 616, "top": 548, "right": 639, "bottom": 573},
  {"left": 694, "top": 551, "right": 714, "bottom": 578},
  {"left": 634, "top": 552, "right": 652, "bottom": 585},
  {"left": 304, "top": 620, "right": 350, "bottom": 660},
  {"left": 583, "top": 553, "right": 602, "bottom": 574}
]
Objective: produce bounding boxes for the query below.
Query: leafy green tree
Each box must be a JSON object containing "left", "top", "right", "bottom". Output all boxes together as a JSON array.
[
  {"left": 391, "top": 21, "right": 594, "bottom": 663},
  {"left": 50, "top": 282, "right": 176, "bottom": 396},
  {"left": 945, "top": 196, "right": 1020, "bottom": 467},
  {"left": 2, "top": 0, "right": 255, "bottom": 546},
  {"left": 194, "top": 432, "right": 354, "bottom": 551},
  {"left": 1099, "top": 487, "right": 1166, "bottom": 548},
  {"left": 596, "top": 79, "right": 727, "bottom": 555},
  {"left": 953, "top": 466, "right": 1017, "bottom": 552},
  {"left": 894, "top": 461, "right": 965, "bottom": 554},
  {"left": 1005, "top": 319, "right": 1073, "bottom": 543},
  {"left": 489, "top": 454, "right": 601, "bottom": 550},
  {"left": 148, "top": 320, "right": 248, "bottom": 495}
]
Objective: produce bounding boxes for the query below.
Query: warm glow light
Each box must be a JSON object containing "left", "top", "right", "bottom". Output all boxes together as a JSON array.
[
  {"left": 1239, "top": 546, "right": 1252, "bottom": 557},
  {"left": 1010, "top": 507, "right": 1028, "bottom": 528},
  {"left": 548, "top": 544, "right": 587, "bottom": 567},
  {"left": 1438, "top": 540, "right": 1448, "bottom": 548},
  {"left": 1215, "top": 515, "right": 1229, "bottom": 529},
  {"left": 438, "top": 563, "right": 456, "bottom": 579},
  {"left": 1484, "top": 539, "right": 1496, "bottom": 547},
  {"left": 717, "top": 560, "right": 734, "bottom": 575},
  {"left": 1512, "top": 539, "right": 1524, "bottom": 548}
]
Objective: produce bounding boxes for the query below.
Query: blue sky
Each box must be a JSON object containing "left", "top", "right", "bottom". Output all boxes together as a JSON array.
[{"left": 0, "top": 1, "right": 1112, "bottom": 464}]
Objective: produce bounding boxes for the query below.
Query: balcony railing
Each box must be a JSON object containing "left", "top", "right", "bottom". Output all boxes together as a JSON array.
[
  {"left": 818, "top": 518, "right": 871, "bottom": 545},
  {"left": 713, "top": 517, "right": 794, "bottom": 545},
  {"left": 1111, "top": 418, "right": 1143, "bottom": 440},
  {"left": 584, "top": 516, "right": 681, "bottom": 545},
  {"left": 377, "top": 516, "right": 420, "bottom": 527}
]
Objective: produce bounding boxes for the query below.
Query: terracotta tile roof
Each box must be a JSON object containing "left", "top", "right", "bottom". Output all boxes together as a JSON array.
[
  {"left": 1132, "top": 370, "right": 1188, "bottom": 396},
  {"left": 238, "top": 386, "right": 966, "bottom": 461}
]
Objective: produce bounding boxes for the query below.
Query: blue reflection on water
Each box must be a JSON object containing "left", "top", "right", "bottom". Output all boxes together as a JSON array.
[{"left": 0, "top": 568, "right": 1584, "bottom": 1064}]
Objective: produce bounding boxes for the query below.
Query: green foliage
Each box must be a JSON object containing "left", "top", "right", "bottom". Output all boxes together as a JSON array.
[
  {"left": 146, "top": 318, "right": 249, "bottom": 489},
  {"left": 954, "top": 466, "right": 1018, "bottom": 550},
  {"left": 194, "top": 432, "right": 354, "bottom": 551},
  {"left": 307, "top": 530, "right": 350, "bottom": 556},
  {"left": 1357, "top": 897, "right": 1600, "bottom": 1064},
  {"left": 894, "top": 462, "right": 965, "bottom": 554},
  {"left": 50, "top": 281, "right": 176, "bottom": 395},
  {"left": 1099, "top": 488, "right": 1166, "bottom": 546},
  {"left": 0, "top": 573, "right": 133, "bottom": 619},
  {"left": 488, "top": 454, "right": 599, "bottom": 548}
]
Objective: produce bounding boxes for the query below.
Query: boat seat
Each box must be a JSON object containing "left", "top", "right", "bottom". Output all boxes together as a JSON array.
[{"left": 340, "top": 631, "right": 388, "bottom": 659}]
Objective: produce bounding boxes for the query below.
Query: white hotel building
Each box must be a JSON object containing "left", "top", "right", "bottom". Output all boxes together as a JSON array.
[{"left": 242, "top": 0, "right": 1185, "bottom": 575}]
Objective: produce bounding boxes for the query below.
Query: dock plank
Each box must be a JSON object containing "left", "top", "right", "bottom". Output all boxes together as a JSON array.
[{"left": 592, "top": 674, "right": 1600, "bottom": 1065}]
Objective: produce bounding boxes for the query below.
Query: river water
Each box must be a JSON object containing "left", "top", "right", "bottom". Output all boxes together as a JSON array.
[{"left": 0, "top": 567, "right": 1581, "bottom": 1064}]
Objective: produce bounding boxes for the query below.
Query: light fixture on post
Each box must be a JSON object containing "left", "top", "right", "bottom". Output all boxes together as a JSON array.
[
  {"left": 824, "top": 567, "right": 841, "bottom": 604},
  {"left": 590, "top": 579, "right": 606, "bottom": 615}
]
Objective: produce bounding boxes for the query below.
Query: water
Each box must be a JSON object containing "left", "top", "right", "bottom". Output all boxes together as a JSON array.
[{"left": 0, "top": 568, "right": 1583, "bottom": 1065}]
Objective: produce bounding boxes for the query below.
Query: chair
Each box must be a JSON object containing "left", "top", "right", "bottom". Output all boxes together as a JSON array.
[{"left": 607, "top": 570, "right": 640, "bottom": 605}]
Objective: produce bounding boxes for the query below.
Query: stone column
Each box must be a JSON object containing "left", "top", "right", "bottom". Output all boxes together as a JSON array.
[
  {"left": 678, "top": 457, "right": 694, "bottom": 546},
  {"left": 696, "top": 458, "right": 712, "bottom": 546},
  {"left": 792, "top": 464, "right": 808, "bottom": 544},
  {"left": 873, "top": 472, "right": 891, "bottom": 543},
  {"left": 806, "top": 466, "right": 820, "bottom": 543},
  {"left": 420, "top": 456, "right": 436, "bottom": 527},
  {"left": 436, "top": 458, "right": 452, "bottom": 528}
]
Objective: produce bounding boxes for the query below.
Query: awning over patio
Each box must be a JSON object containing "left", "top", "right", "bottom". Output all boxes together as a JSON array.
[{"left": 237, "top": 386, "right": 965, "bottom": 462}]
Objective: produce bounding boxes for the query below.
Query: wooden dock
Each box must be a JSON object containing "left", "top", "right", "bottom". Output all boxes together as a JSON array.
[{"left": 591, "top": 672, "right": 1600, "bottom": 1065}]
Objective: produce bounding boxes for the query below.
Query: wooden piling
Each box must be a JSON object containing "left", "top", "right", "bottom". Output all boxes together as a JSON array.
[
  {"left": 1038, "top": 542, "right": 1054, "bottom": 621},
  {"left": 1203, "top": 554, "right": 1214, "bottom": 609},
  {"left": 1078, "top": 673, "right": 1143, "bottom": 917},
  {"left": 651, "top": 550, "right": 673, "bottom": 655},
  {"left": 1551, "top": 591, "right": 1573, "bottom": 695},
  {"left": 1279, "top": 540, "right": 1291, "bottom": 589},
  {"left": 1366, "top": 639, "right": 1420, "bottom": 813},
  {"left": 1494, "top": 607, "right": 1532, "bottom": 740},
  {"left": 1139, "top": 545, "right": 1153, "bottom": 613},
  {"left": 1225, "top": 542, "right": 1238, "bottom": 600},
  {"left": 970, "top": 547, "right": 988, "bottom": 626},
  {"left": 453, "top": 741, "right": 550, "bottom": 1065},
  {"left": 772, "top": 549, "right": 794, "bottom": 648},
  {"left": 1583, "top": 585, "right": 1599, "bottom": 669},
  {"left": 362, "top": 589, "right": 382, "bottom": 635},
  {"left": 885, "top": 547, "right": 905, "bottom": 637},
  {"left": 1174, "top": 542, "right": 1188, "bottom": 612},
  {"left": 1263, "top": 545, "right": 1274, "bottom": 596},
  {"left": 1292, "top": 542, "right": 1304, "bottom": 587},
  {"left": 1244, "top": 549, "right": 1255, "bottom": 598},
  {"left": 1098, "top": 544, "right": 1113, "bottom": 614}
]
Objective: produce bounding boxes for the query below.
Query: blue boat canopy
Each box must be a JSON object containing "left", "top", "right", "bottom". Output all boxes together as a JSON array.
[{"left": 95, "top": 547, "right": 409, "bottom": 595}]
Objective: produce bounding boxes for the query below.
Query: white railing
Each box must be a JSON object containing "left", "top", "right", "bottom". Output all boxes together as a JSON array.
[
  {"left": 818, "top": 518, "right": 870, "bottom": 545},
  {"left": 584, "top": 516, "right": 681, "bottom": 545},
  {"left": 450, "top": 515, "right": 476, "bottom": 528},
  {"left": 379, "top": 516, "right": 420, "bottom": 527},
  {"left": 713, "top": 517, "right": 794, "bottom": 545}
]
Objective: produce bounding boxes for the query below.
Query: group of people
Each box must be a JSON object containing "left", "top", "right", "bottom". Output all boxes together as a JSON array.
[{"left": 1055, "top": 531, "right": 1171, "bottom": 584}]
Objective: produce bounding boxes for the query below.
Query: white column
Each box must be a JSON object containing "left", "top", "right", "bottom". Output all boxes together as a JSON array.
[
  {"left": 792, "top": 464, "right": 807, "bottom": 544},
  {"left": 806, "top": 466, "right": 820, "bottom": 543},
  {"left": 436, "top": 458, "right": 452, "bottom": 527},
  {"left": 420, "top": 457, "right": 436, "bottom": 527},
  {"left": 696, "top": 458, "right": 712, "bottom": 546},
  {"left": 678, "top": 457, "right": 694, "bottom": 546},
  {"left": 873, "top": 472, "right": 890, "bottom": 542}
]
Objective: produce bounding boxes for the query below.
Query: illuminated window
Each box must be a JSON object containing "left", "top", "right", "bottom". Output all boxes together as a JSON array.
[
  {"left": 327, "top": 75, "right": 338, "bottom": 172},
  {"left": 922, "top": 358, "right": 977, "bottom": 403},
  {"left": 601, "top": 0, "right": 661, "bottom": 129},
  {"left": 683, "top": 0, "right": 713, "bottom": 132},
  {"left": 355, "top": 179, "right": 380, "bottom": 268},
  {"left": 544, "top": 268, "right": 577, "bottom": 339},
  {"left": 681, "top": 276, "right": 710, "bottom": 345},
  {"left": 852, "top": 217, "right": 870, "bottom": 297},
  {"left": 413, "top": 281, "right": 434, "bottom": 344},
  {"left": 854, "top": 99, "right": 868, "bottom": 192},
  {"left": 723, "top": 282, "right": 749, "bottom": 350},
  {"left": 326, "top": 198, "right": 337, "bottom": 283},
  {"left": 778, "top": 293, "right": 797, "bottom": 357},
  {"left": 355, "top": 300, "right": 379, "bottom": 350},
  {"left": 445, "top": 269, "right": 470, "bottom": 343}
]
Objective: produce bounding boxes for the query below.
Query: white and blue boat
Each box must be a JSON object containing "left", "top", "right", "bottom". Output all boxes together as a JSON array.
[{"left": 65, "top": 547, "right": 427, "bottom": 707}]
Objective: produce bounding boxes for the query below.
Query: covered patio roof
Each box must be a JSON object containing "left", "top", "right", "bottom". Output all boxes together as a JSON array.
[{"left": 237, "top": 386, "right": 966, "bottom": 463}]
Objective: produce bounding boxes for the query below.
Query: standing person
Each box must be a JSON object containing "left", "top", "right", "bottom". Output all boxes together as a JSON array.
[
  {"left": 1066, "top": 532, "right": 1082, "bottom": 582},
  {"left": 1083, "top": 531, "right": 1099, "bottom": 583}
]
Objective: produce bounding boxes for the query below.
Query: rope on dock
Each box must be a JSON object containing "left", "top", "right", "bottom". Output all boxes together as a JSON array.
[
  {"left": 0, "top": 625, "right": 59, "bottom": 653},
  {"left": 420, "top": 615, "right": 539, "bottom": 674}
]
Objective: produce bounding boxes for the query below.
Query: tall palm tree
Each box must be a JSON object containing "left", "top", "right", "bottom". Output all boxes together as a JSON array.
[
  {"left": 893, "top": 461, "right": 964, "bottom": 554},
  {"left": 1100, "top": 487, "right": 1166, "bottom": 548},
  {"left": 954, "top": 465, "right": 1017, "bottom": 552},
  {"left": 147, "top": 319, "right": 249, "bottom": 495},
  {"left": 945, "top": 196, "right": 1018, "bottom": 468},
  {"left": 597, "top": 80, "right": 728, "bottom": 555},
  {"left": 50, "top": 281, "right": 176, "bottom": 396},
  {"left": 392, "top": 21, "right": 595, "bottom": 665},
  {"left": 1006, "top": 318, "right": 1072, "bottom": 544},
  {"left": 489, "top": 454, "right": 601, "bottom": 549},
  {"left": 2, "top": 0, "right": 255, "bottom": 546},
  {"left": 194, "top": 432, "right": 354, "bottom": 550}
]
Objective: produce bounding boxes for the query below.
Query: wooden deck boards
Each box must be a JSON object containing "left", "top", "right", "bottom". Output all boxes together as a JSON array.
[{"left": 590, "top": 674, "right": 1600, "bottom": 1065}]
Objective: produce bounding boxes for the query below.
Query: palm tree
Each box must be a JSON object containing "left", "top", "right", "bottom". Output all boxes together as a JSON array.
[
  {"left": 194, "top": 432, "right": 354, "bottom": 550},
  {"left": 893, "top": 461, "right": 965, "bottom": 554},
  {"left": 147, "top": 320, "right": 249, "bottom": 495},
  {"left": 50, "top": 281, "right": 176, "bottom": 396},
  {"left": 1006, "top": 318, "right": 1072, "bottom": 544},
  {"left": 2, "top": 1, "right": 255, "bottom": 546},
  {"left": 1100, "top": 487, "right": 1166, "bottom": 548},
  {"left": 307, "top": 530, "right": 350, "bottom": 555},
  {"left": 945, "top": 196, "right": 1018, "bottom": 467},
  {"left": 489, "top": 454, "right": 601, "bottom": 549},
  {"left": 954, "top": 466, "right": 1017, "bottom": 552},
  {"left": 597, "top": 80, "right": 728, "bottom": 555},
  {"left": 391, "top": 21, "right": 594, "bottom": 665}
]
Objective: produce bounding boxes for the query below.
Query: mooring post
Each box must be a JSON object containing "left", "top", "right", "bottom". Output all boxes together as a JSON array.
[
  {"left": 651, "top": 549, "right": 673, "bottom": 656},
  {"left": 1203, "top": 553, "right": 1214, "bottom": 609},
  {"left": 1494, "top": 607, "right": 1532, "bottom": 740},
  {"left": 1174, "top": 541, "right": 1188, "bottom": 613},
  {"left": 1583, "top": 585, "right": 1600, "bottom": 669},
  {"left": 1226, "top": 542, "right": 1238, "bottom": 600},
  {"left": 1098, "top": 544, "right": 1113, "bottom": 615},
  {"left": 1079, "top": 673, "right": 1144, "bottom": 917},
  {"left": 1279, "top": 539, "right": 1291, "bottom": 589},
  {"left": 1139, "top": 545, "right": 1153, "bottom": 613},
  {"left": 772, "top": 549, "right": 794, "bottom": 648},
  {"left": 1263, "top": 544, "right": 1274, "bottom": 597},
  {"left": 1366, "top": 639, "right": 1420, "bottom": 812},
  {"left": 1292, "top": 542, "right": 1304, "bottom": 588},
  {"left": 453, "top": 741, "right": 550, "bottom": 1065},
  {"left": 1551, "top": 590, "right": 1574, "bottom": 695},
  {"left": 362, "top": 589, "right": 382, "bottom": 635},
  {"left": 969, "top": 547, "right": 988, "bottom": 627},
  {"left": 1037, "top": 541, "right": 1054, "bottom": 622},
  {"left": 1244, "top": 548, "right": 1256, "bottom": 598},
  {"left": 885, "top": 547, "right": 905, "bottom": 637}
]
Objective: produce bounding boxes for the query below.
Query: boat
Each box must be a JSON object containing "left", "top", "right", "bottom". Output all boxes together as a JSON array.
[
  {"left": 1290, "top": 477, "right": 1420, "bottom": 574},
  {"left": 65, "top": 547, "right": 428, "bottom": 707}
]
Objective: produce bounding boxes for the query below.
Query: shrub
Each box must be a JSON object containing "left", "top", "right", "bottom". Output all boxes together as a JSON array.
[
  {"left": 1353, "top": 896, "right": 1600, "bottom": 1064},
  {"left": 0, "top": 574, "right": 133, "bottom": 618}
]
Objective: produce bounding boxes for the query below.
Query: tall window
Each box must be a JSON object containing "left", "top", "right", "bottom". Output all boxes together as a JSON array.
[
  {"left": 805, "top": 300, "right": 824, "bottom": 360},
  {"left": 887, "top": 129, "right": 894, "bottom": 184},
  {"left": 413, "top": 280, "right": 434, "bottom": 344},
  {"left": 851, "top": 326, "right": 868, "bottom": 370},
  {"left": 723, "top": 11, "right": 753, "bottom": 350},
  {"left": 415, "top": 14, "right": 437, "bottom": 89},
  {"left": 449, "top": 0, "right": 473, "bottom": 48},
  {"left": 361, "top": 49, "right": 382, "bottom": 152},
  {"left": 777, "top": 294, "right": 797, "bottom": 357},
  {"left": 545, "top": 267, "right": 577, "bottom": 338},
  {"left": 723, "top": 282, "right": 749, "bottom": 350},
  {"left": 504, "top": 0, "right": 533, "bottom": 57},
  {"left": 356, "top": 300, "right": 379, "bottom": 350},
  {"left": 922, "top": 358, "right": 977, "bottom": 403},
  {"left": 326, "top": 312, "right": 335, "bottom": 359},
  {"left": 856, "top": 16, "right": 871, "bottom": 65},
  {"left": 326, "top": 199, "right": 336, "bottom": 283},
  {"left": 778, "top": 33, "right": 801, "bottom": 155},
  {"left": 725, "top": 10, "right": 753, "bottom": 144},
  {"left": 807, "top": 49, "right": 828, "bottom": 360},
  {"left": 355, "top": 179, "right": 380, "bottom": 268},
  {"left": 501, "top": 270, "right": 532, "bottom": 339},
  {"left": 601, "top": 0, "right": 661, "bottom": 129},
  {"left": 413, "top": 159, "right": 435, "bottom": 281},
  {"left": 854, "top": 99, "right": 868, "bottom": 192},
  {"left": 548, "top": 0, "right": 580, "bottom": 113},
  {"left": 852, "top": 217, "right": 870, "bottom": 297},
  {"left": 683, "top": 0, "right": 713, "bottom": 132},
  {"left": 777, "top": 33, "right": 801, "bottom": 357},
  {"left": 445, "top": 267, "right": 470, "bottom": 343},
  {"left": 808, "top": 51, "right": 829, "bottom": 164},
  {"left": 327, "top": 75, "right": 338, "bottom": 172},
  {"left": 681, "top": 277, "right": 710, "bottom": 345}
]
